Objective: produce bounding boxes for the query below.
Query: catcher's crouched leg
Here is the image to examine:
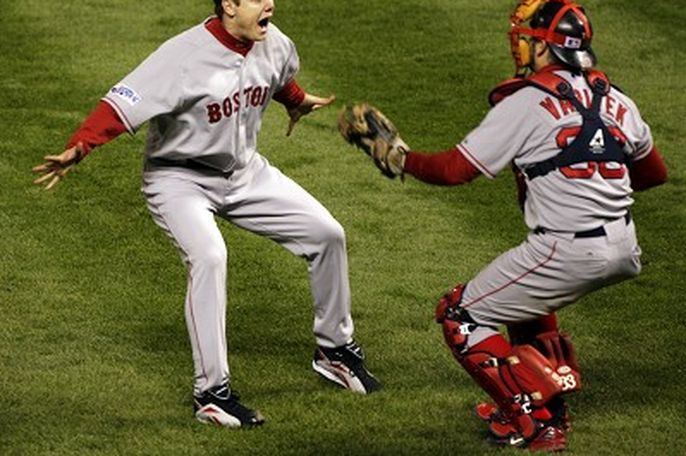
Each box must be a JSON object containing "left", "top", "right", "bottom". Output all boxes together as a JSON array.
[
  {"left": 435, "top": 285, "right": 566, "bottom": 446},
  {"left": 505, "top": 315, "right": 582, "bottom": 431}
]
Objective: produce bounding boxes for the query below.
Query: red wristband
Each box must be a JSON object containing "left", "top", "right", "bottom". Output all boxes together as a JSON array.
[{"left": 273, "top": 79, "right": 306, "bottom": 110}]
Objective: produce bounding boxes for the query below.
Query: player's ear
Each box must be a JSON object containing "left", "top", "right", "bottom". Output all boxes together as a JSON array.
[
  {"left": 534, "top": 39, "right": 548, "bottom": 58},
  {"left": 222, "top": 0, "right": 238, "bottom": 18}
]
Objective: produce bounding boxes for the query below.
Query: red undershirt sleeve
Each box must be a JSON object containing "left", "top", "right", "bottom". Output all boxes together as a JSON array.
[
  {"left": 629, "top": 146, "right": 668, "bottom": 191},
  {"left": 273, "top": 79, "right": 306, "bottom": 110},
  {"left": 404, "top": 147, "right": 482, "bottom": 185},
  {"left": 65, "top": 101, "right": 128, "bottom": 157}
]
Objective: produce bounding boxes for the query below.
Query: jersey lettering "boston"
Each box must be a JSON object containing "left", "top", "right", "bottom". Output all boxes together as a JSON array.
[{"left": 206, "top": 85, "right": 270, "bottom": 124}]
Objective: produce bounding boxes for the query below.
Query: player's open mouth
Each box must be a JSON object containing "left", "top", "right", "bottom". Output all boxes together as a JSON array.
[{"left": 258, "top": 17, "right": 270, "bottom": 31}]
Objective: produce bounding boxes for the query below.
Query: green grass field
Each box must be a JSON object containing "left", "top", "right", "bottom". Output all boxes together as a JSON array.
[{"left": 1, "top": 0, "right": 685, "bottom": 454}]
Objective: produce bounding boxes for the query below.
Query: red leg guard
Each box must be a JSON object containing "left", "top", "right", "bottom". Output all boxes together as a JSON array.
[
  {"left": 535, "top": 331, "right": 581, "bottom": 393},
  {"left": 508, "top": 315, "right": 582, "bottom": 394},
  {"left": 436, "top": 284, "right": 475, "bottom": 356},
  {"left": 435, "top": 285, "right": 466, "bottom": 324},
  {"left": 437, "top": 286, "right": 568, "bottom": 440},
  {"left": 445, "top": 333, "right": 564, "bottom": 439}
]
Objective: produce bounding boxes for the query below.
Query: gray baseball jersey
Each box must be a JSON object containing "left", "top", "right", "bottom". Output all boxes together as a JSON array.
[
  {"left": 457, "top": 69, "right": 653, "bottom": 232},
  {"left": 104, "top": 18, "right": 354, "bottom": 395},
  {"left": 454, "top": 69, "right": 649, "bottom": 345},
  {"left": 104, "top": 18, "right": 298, "bottom": 172}
]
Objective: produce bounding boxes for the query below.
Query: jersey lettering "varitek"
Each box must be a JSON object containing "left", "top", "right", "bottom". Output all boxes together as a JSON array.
[
  {"left": 458, "top": 69, "right": 653, "bottom": 232},
  {"left": 539, "top": 90, "right": 628, "bottom": 126}
]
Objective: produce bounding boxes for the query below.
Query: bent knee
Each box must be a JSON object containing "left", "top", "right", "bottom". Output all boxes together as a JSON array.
[
  {"left": 311, "top": 216, "right": 346, "bottom": 247},
  {"left": 189, "top": 246, "right": 227, "bottom": 271}
]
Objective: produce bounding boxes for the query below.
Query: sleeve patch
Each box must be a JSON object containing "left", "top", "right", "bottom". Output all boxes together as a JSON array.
[{"left": 108, "top": 84, "right": 143, "bottom": 107}]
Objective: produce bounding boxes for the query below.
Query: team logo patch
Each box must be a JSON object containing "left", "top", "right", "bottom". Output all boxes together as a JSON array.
[
  {"left": 109, "top": 84, "right": 142, "bottom": 106},
  {"left": 564, "top": 36, "right": 582, "bottom": 49}
]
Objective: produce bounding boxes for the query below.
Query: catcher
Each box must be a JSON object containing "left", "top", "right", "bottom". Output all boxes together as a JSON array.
[{"left": 339, "top": 0, "right": 667, "bottom": 451}]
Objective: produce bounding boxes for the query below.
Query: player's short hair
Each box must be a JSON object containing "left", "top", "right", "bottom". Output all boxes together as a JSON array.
[{"left": 214, "top": 0, "right": 241, "bottom": 18}]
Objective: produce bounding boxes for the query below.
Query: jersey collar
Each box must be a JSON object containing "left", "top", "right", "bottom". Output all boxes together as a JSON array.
[{"left": 205, "top": 17, "right": 254, "bottom": 57}]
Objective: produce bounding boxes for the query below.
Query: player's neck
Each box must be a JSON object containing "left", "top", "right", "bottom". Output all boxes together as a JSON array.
[
  {"left": 205, "top": 17, "right": 253, "bottom": 56},
  {"left": 221, "top": 16, "right": 254, "bottom": 45}
]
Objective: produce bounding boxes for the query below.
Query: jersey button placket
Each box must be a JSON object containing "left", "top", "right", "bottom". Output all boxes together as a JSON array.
[{"left": 236, "top": 58, "right": 247, "bottom": 156}]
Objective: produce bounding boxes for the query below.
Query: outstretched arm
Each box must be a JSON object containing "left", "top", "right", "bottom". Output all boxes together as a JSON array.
[
  {"left": 32, "top": 143, "right": 88, "bottom": 190},
  {"left": 32, "top": 101, "right": 127, "bottom": 189},
  {"left": 404, "top": 147, "right": 482, "bottom": 185},
  {"left": 338, "top": 103, "right": 481, "bottom": 183},
  {"left": 273, "top": 79, "right": 335, "bottom": 136}
]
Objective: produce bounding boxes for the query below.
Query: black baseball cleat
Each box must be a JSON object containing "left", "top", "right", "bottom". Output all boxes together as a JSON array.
[
  {"left": 312, "top": 340, "right": 382, "bottom": 394},
  {"left": 193, "top": 383, "right": 265, "bottom": 428}
]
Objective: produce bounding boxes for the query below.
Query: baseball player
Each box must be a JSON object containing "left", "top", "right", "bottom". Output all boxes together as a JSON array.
[
  {"left": 32, "top": 0, "right": 381, "bottom": 428},
  {"left": 339, "top": 0, "right": 667, "bottom": 451}
]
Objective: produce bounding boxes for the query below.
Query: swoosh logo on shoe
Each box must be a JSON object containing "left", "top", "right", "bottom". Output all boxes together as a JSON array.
[
  {"left": 508, "top": 436, "right": 524, "bottom": 446},
  {"left": 346, "top": 345, "right": 363, "bottom": 358},
  {"left": 211, "top": 386, "right": 229, "bottom": 399}
]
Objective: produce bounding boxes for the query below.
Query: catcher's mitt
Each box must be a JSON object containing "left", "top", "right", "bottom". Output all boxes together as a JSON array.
[{"left": 338, "top": 103, "right": 408, "bottom": 179}]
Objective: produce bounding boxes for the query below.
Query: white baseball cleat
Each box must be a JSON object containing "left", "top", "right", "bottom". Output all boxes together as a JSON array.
[{"left": 193, "top": 384, "right": 265, "bottom": 427}]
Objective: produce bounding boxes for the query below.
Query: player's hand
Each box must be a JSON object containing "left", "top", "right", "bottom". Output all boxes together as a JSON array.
[
  {"left": 32, "top": 142, "right": 87, "bottom": 190},
  {"left": 286, "top": 93, "right": 336, "bottom": 136}
]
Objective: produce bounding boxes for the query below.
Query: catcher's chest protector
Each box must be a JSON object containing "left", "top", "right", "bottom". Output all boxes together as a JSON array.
[{"left": 491, "top": 70, "right": 627, "bottom": 180}]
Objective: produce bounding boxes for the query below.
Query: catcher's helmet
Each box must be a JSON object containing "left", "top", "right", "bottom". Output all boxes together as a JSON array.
[
  {"left": 509, "top": 0, "right": 596, "bottom": 75},
  {"left": 530, "top": 1, "right": 596, "bottom": 70}
]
